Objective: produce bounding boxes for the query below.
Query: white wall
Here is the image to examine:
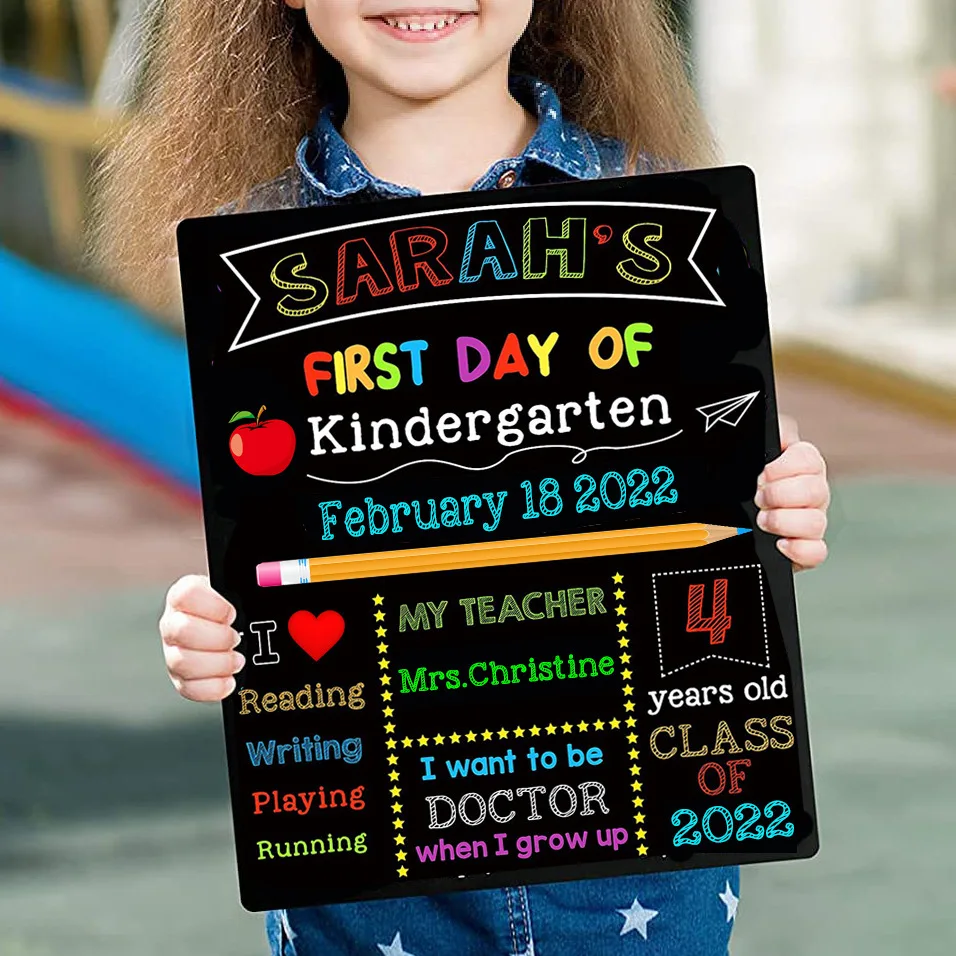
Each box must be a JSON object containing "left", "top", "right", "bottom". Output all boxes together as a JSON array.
[{"left": 694, "top": 0, "right": 940, "bottom": 328}]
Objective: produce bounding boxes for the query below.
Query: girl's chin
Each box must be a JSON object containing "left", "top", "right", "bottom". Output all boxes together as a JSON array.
[
  {"left": 367, "top": 73, "right": 472, "bottom": 102},
  {"left": 366, "top": 12, "right": 476, "bottom": 44},
  {"left": 357, "top": 57, "right": 483, "bottom": 102}
]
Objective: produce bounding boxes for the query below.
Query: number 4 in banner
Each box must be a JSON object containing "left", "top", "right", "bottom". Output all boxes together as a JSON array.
[{"left": 687, "top": 579, "right": 732, "bottom": 645}]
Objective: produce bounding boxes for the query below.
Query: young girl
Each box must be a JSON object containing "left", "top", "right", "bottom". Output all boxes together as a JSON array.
[{"left": 95, "top": 2, "right": 830, "bottom": 953}]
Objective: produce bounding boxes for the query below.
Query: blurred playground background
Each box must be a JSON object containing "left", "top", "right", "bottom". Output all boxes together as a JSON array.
[{"left": 1, "top": 1, "right": 955, "bottom": 953}]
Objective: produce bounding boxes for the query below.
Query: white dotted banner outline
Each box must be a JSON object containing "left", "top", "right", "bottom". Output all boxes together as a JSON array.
[{"left": 651, "top": 563, "right": 770, "bottom": 679}]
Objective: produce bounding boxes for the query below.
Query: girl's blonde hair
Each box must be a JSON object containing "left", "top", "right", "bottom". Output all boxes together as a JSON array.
[{"left": 90, "top": 0, "right": 714, "bottom": 313}]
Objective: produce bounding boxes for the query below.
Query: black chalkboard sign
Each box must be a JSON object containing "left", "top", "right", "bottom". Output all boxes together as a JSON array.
[{"left": 177, "top": 166, "right": 817, "bottom": 912}]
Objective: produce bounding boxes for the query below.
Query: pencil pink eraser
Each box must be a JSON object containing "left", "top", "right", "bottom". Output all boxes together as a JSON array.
[{"left": 256, "top": 562, "right": 282, "bottom": 588}]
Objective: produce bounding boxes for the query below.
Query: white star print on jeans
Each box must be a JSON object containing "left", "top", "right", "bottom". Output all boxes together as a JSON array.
[
  {"left": 718, "top": 881, "right": 739, "bottom": 922},
  {"left": 618, "top": 898, "right": 660, "bottom": 940},
  {"left": 269, "top": 870, "right": 740, "bottom": 954},
  {"left": 377, "top": 931, "right": 416, "bottom": 956}
]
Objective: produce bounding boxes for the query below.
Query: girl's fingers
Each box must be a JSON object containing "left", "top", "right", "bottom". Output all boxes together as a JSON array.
[
  {"left": 777, "top": 537, "right": 828, "bottom": 570},
  {"left": 171, "top": 676, "right": 237, "bottom": 703},
  {"left": 779, "top": 414, "right": 800, "bottom": 451},
  {"left": 756, "top": 507, "right": 827, "bottom": 540},
  {"left": 165, "top": 574, "right": 236, "bottom": 624},
  {"left": 755, "top": 473, "right": 829, "bottom": 511},
  {"left": 160, "top": 609, "right": 240, "bottom": 652},
  {"left": 165, "top": 644, "right": 245, "bottom": 682},
  {"left": 760, "top": 441, "right": 826, "bottom": 486}
]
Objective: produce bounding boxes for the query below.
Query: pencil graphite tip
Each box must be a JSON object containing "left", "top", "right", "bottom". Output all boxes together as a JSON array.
[{"left": 737, "top": 527, "right": 753, "bottom": 536}]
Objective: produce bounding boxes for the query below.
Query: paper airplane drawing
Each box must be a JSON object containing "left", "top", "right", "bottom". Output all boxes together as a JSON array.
[{"left": 696, "top": 391, "right": 761, "bottom": 432}]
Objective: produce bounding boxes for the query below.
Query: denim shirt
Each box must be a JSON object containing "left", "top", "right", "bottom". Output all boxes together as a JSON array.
[
  {"left": 239, "top": 77, "right": 737, "bottom": 956},
  {"left": 234, "top": 76, "right": 676, "bottom": 213}
]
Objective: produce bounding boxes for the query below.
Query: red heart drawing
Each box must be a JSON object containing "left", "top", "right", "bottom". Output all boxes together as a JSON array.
[{"left": 287, "top": 610, "right": 345, "bottom": 661}]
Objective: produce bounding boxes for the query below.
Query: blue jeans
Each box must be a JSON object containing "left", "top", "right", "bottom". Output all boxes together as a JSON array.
[{"left": 267, "top": 868, "right": 739, "bottom": 955}]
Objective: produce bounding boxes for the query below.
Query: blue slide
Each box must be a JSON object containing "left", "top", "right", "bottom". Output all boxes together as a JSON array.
[{"left": 0, "top": 247, "right": 199, "bottom": 489}]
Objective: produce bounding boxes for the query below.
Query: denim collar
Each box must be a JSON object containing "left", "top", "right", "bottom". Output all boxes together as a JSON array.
[{"left": 296, "top": 76, "right": 605, "bottom": 200}]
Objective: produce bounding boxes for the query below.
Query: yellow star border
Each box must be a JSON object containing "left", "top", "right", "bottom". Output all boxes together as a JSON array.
[
  {"left": 409, "top": 718, "right": 624, "bottom": 743},
  {"left": 373, "top": 595, "right": 407, "bottom": 879},
  {"left": 612, "top": 570, "right": 647, "bottom": 859},
  {"left": 375, "top": 573, "right": 649, "bottom": 876}
]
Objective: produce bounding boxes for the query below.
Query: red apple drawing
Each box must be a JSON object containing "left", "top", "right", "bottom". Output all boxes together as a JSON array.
[{"left": 228, "top": 405, "right": 296, "bottom": 476}]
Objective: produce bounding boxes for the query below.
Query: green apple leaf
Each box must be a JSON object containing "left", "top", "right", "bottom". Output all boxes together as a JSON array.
[{"left": 229, "top": 411, "right": 256, "bottom": 423}]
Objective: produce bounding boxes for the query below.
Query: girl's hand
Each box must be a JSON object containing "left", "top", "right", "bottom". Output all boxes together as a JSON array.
[
  {"left": 160, "top": 575, "right": 244, "bottom": 701},
  {"left": 754, "top": 416, "right": 829, "bottom": 571}
]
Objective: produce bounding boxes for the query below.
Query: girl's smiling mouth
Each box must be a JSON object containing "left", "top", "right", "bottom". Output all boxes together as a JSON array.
[{"left": 369, "top": 9, "right": 477, "bottom": 41}]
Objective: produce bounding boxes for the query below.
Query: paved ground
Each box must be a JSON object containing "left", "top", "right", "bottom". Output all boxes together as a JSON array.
[{"left": 0, "top": 373, "right": 954, "bottom": 955}]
